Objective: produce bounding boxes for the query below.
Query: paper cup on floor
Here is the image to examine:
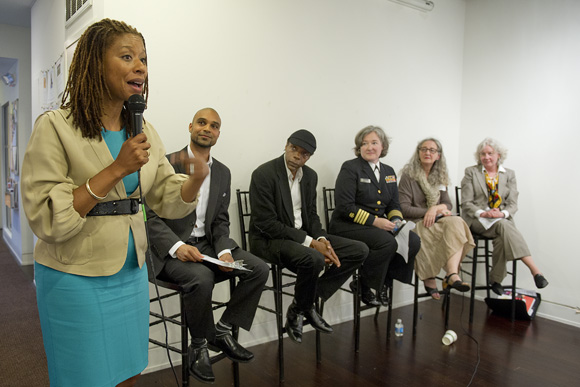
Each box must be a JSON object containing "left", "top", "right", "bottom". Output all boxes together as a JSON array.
[{"left": 442, "top": 330, "right": 457, "bottom": 345}]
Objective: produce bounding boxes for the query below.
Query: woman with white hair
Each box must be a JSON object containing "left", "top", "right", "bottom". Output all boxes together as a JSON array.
[
  {"left": 460, "top": 138, "right": 548, "bottom": 295},
  {"left": 399, "top": 138, "right": 475, "bottom": 299}
]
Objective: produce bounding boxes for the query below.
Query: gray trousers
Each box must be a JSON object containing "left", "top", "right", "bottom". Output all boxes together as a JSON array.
[{"left": 470, "top": 218, "right": 531, "bottom": 283}]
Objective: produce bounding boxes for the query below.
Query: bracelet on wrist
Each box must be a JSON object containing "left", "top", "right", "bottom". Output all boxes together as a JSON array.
[{"left": 86, "top": 178, "right": 108, "bottom": 201}]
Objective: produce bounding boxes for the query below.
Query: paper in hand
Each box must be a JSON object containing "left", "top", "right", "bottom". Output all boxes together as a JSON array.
[{"left": 202, "top": 255, "right": 252, "bottom": 271}]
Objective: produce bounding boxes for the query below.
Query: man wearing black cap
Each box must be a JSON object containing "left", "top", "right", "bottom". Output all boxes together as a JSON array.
[{"left": 249, "top": 129, "right": 368, "bottom": 344}]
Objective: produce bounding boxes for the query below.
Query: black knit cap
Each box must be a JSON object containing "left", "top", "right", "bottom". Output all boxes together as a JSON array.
[{"left": 288, "top": 129, "right": 316, "bottom": 155}]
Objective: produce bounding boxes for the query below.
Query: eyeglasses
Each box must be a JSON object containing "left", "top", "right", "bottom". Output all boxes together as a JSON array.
[{"left": 419, "top": 147, "right": 439, "bottom": 154}]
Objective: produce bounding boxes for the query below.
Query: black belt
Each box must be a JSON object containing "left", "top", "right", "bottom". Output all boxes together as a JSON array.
[
  {"left": 186, "top": 235, "right": 207, "bottom": 244},
  {"left": 87, "top": 199, "right": 141, "bottom": 217}
]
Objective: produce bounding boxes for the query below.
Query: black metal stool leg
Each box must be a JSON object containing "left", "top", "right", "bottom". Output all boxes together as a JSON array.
[
  {"left": 179, "top": 292, "right": 189, "bottom": 387},
  {"left": 511, "top": 260, "right": 517, "bottom": 322},
  {"left": 413, "top": 274, "right": 419, "bottom": 337},
  {"left": 386, "top": 284, "right": 393, "bottom": 341},
  {"left": 316, "top": 299, "right": 323, "bottom": 363},
  {"left": 469, "top": 241, "right": 478, "bottom": 323},
  {"left": 353, "top": 272, "right": 361, "bottom": 352},
  {"left": 273, "top": 265, "right": 285, "bottom": 383}
]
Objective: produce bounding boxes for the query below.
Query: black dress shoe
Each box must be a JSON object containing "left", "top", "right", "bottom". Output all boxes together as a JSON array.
[
  {"left": 350, "top": 281, "right": 381, "bottom": 306},
  {"left": 285, "top": 302, "right": 304, "bottom": 344},
  {"left": 188, "top": 345, "right": 215, "bottom": 384},
  {"left": 304, "top": 306, "right": 333, "bottom": 334},
  {"left": 349, "top": 281, "right": 380, "bottom": 307},
  {"left": 534, "top": 274, "right": 549, "bottom": 289},
  {"left": 208, "top": 333, "right": 254, "bottom": 363},
  {"left": 490, "top": 282, "right": 505, "bottom": 296},
  {"left": 377, "top": 284, "right": 389, "bottom": 306}
]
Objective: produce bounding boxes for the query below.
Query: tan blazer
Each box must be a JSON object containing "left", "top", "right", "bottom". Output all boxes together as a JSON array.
[
  {"left": 21, "top": 109, "right": 197, "bottom": 276},
  {"left": 460, "top": 165, "right": 519, "bottom": 228}
]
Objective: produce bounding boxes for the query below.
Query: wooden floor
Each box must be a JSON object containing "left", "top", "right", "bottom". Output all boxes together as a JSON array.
[
  {"left": 139, "top": 293, "right": 580, "bottom": 387},
  {"left": 1, "top": 232, "right": 577, "bottom": 387}
]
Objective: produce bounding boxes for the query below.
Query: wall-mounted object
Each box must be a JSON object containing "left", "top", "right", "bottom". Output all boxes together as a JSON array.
[
  {"left": 2, "top": 73, "right": 16, "bottom": 87},
  {"left": 66, "top": 0, "right": 93, "bottom": 27},
  {"left": 388, "top": 0, "right": 435, "bottom": 12}
]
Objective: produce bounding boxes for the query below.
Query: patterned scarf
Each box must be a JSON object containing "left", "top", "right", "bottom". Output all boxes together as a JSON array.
[
  {"left": 484, "top": 171, "right": 502, "bottom": 208},
  {"left": 416, "top": 172, "right": 440, "bottom": 208}
]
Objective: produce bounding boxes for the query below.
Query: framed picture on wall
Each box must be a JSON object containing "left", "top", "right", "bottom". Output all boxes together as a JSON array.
[{"left": 9, "top": 99, "right": 18, "bottom": 175}]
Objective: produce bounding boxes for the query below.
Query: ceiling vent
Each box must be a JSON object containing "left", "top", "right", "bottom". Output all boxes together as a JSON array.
[{"left": 66, "top": 0, "right": 92, "bottom": 26}]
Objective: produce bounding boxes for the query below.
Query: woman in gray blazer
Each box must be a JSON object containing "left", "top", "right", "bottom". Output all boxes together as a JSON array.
[{"left": 460, "top": 138, "right": 548, "bottom": 295}]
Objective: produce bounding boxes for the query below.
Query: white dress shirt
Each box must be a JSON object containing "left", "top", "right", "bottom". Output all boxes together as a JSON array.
[{"left": 169, "top": 148, "right": 231, "bottom": 259}]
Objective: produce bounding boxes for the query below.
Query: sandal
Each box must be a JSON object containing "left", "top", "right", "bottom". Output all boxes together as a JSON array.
[
  {"left": 443, "top": 273, "right": 470, "bottom": 292},
  {"left": 423, "top": 278, "right": 441, "bottom": 300}
]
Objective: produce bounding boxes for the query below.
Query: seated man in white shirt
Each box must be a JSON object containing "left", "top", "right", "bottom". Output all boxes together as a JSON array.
[{"left": 146, "top": 108, "right": 269, "bottom": 384}]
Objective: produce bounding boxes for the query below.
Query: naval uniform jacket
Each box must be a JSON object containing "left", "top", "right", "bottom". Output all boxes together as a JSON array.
[{"left": 330, "top": 156, "right": 403, "bottom": 232}]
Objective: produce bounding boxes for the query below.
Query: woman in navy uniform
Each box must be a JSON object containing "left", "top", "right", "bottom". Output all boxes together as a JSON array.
[{"left": 329, "top": 125, "right": 420, "bottom": 306}]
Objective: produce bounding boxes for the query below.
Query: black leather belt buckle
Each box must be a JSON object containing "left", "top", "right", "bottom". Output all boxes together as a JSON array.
[
  {"left": 130, "top": 199, "right": 140, "bottom": 214},
  {"left": 186, "top": 235, "right": 206, "bottom": 244}
]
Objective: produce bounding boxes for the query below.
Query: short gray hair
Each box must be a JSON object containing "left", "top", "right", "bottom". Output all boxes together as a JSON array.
[
  {"left": 354, "top": 125, "right": 390, "bottom": 158},
  {"left": 474, "top": 137, "right": 508, "bottom": 166}
]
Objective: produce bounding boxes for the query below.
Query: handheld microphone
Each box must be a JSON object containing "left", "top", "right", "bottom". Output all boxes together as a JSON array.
[{"left": 127, "top": 94, "right": 147, "bottom": 136}]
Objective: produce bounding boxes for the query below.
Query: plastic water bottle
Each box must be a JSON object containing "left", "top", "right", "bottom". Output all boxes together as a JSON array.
[{"left": 395, "top": 318, "right": 404, "bottom": 337}]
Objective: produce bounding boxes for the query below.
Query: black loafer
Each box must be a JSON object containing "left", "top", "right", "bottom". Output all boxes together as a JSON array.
[
  {"left": 350, "top": 281, "right": 380, "bottom": 307},
  {"left": 304, "top": 306, "right": 333, "bottom": 334},
  {"left": 534, "top": 274, "right": 549, "bottom": 289},
  {"left": 208, "top": 333, "right": 254, "bottom": 363},
  {"left": 285, "top": 302, "right": 304, "bottom": 344},
  {"left": 490, "top": 282, "right": 505, "bottom": 296},
  {"left": 188, "top": 345, "right": 215, "bottom": 384}
]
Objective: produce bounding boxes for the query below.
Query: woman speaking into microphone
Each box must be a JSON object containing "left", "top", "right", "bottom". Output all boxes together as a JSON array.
[{"left": 21, "top": 19, "right": 207, "bottom": 387}]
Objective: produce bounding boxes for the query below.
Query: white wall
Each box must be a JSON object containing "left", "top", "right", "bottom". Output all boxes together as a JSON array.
[
  {"left": 107, "top": 0, "right": 468, "bottom": 371},
  {"left": 460, "top": 0, "right": 580, "bottom": 327},
  {"left": 0, "top": 23, "right": 33, "bottom": 264}
]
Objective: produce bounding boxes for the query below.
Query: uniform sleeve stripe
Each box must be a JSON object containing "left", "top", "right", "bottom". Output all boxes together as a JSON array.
[
  {"left": 354, "top": 209, "right": 369, "bottom": 224},
  {"left": 387, "top": 210, "right": 403, "bottom": 219}
]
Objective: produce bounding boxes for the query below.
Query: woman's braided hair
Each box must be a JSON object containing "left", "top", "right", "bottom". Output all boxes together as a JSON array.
[{"left": 61, "top": 19, "right": 149, "bottom": 139}]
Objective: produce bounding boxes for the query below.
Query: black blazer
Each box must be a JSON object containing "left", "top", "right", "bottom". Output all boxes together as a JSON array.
[
  {"left": 146, "top": 147, "right": 238, "bottom": 277},
  {"left": 330, "top": 156, "right": 403, "bottom": 234},
  {"left": 249, "top": 155, "right": 326, "bottom": 261}
]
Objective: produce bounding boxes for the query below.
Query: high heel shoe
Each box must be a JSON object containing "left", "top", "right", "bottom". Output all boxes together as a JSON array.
[
  {"left": 423, "top": 278, "right": 441, "bottom": 300},
  {"left": 443, "top": 273, "right": 470, "bottom": 292},
  {"left": 534, "top": 274, "right": 549, "bottom": 289}
]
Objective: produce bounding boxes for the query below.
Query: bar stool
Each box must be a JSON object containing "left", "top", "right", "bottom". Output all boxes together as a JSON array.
[
  {"left": 148, "top": 276, "right": 240, "bottom": 386},
  {"left": 236, "top": 189, "right": 323, "bottom": 383},
  {"left": 455, "top": 186, "right": 518, "bottom": 322}
]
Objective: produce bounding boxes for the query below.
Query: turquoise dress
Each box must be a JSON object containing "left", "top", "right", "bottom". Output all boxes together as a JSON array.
[{"left": 35, "top": 129, "right": 148, "bottom": 386}]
